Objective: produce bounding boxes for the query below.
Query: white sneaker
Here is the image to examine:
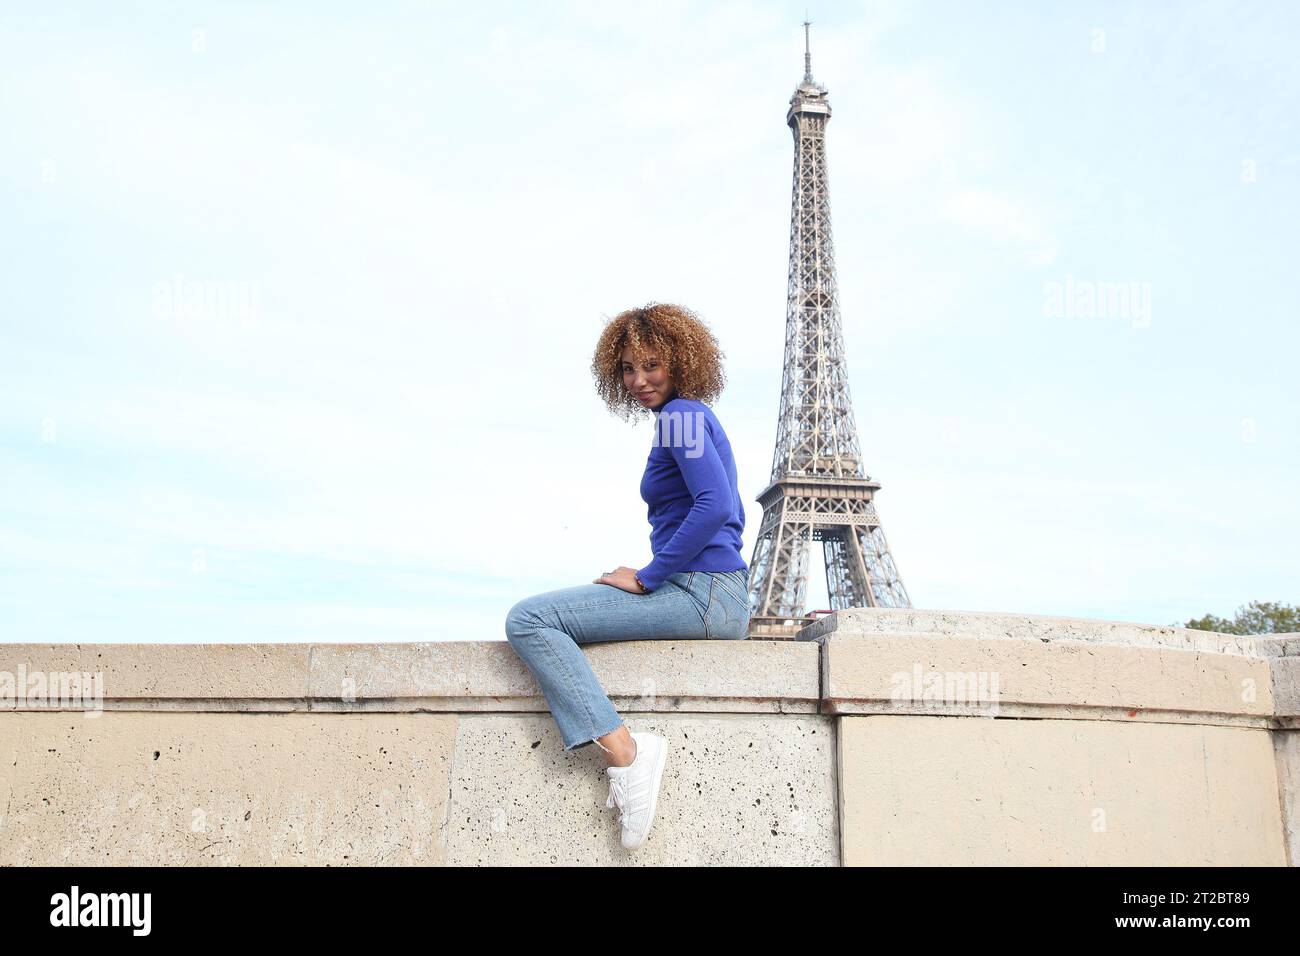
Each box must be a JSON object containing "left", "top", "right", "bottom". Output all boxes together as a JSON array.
[{"left": 604, "top": 731, "right": 668, "bottom": 850}]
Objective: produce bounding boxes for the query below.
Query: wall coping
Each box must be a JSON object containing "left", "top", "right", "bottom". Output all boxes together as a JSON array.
[
  {"left": 1, "top": 611, "right": 1296, "bottom": 726},
  {"left": 797, "top": 608, "right": 1292, "bottom": 656}
]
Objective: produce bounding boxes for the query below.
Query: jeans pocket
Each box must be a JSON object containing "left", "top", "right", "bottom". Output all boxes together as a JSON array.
[
  {"left": 704, "top": 575, "right": 750, "bottom": 640},
  {"left": 712, "top": 570, "right": 748, "bottom": 609}
]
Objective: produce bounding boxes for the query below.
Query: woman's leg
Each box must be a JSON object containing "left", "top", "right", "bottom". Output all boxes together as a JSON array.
[{"left": 504, "top": 571, "right": 713, "bottom": 763}]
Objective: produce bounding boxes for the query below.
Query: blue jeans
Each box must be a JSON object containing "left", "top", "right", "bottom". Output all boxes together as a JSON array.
[{"left": 504, "top": 568, "right": 751, "bottom": 753}]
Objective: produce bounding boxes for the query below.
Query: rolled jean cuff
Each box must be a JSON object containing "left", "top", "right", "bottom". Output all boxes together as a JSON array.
[{"left": 564, "top": 716, "right": 625, "bottom": 752}]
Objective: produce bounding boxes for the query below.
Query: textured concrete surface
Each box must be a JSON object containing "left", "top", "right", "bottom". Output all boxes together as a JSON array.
[
  {"left": 839, "top": 714, "right": 1287, "bottom": 866},
  {"left": 0, "top": 712, "right": 456, "bottom": 865},
  {"left": 1253, "top": 633, "right": 1300, "bottom": 657},
  {"left": 1255, "top": 635, "right": 1300, "bottom": 721},
  {"left": 309, "top": 638, "right": 820, "bottom": 714},
  {"left": 0, "top": 639, "right": 819, "bottom": 715},
  {"left": 802, "top": 607, "right": 1267, "bottom": 655},
  {"left": 816, "top": 631, "right": 1274, "bottom": 725},
  {"left": 444, "top": 713, "right": 837, "bottom": 866},
  {"left": 0, "top": 644, "right": 311, "bottom": 705},
  {"left": 0, "top": 613, "right": 1295, "bottom": 866},
  {"left": 1274, "top": 730, "right": 1300, "bottom": 866}
]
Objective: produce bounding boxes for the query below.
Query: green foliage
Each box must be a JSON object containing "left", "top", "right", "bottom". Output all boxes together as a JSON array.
[{"left": 1180, "top": 600, "right": 1300, "bottom": 635}]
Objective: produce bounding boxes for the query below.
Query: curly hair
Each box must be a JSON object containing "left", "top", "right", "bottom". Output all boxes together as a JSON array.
[{"left": 591, "top": 302, "right": 727, "bottom": 421}]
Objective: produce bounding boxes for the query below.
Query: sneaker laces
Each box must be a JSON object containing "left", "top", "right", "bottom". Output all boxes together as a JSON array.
[{"left": 605, "top": 773, "right": 630, "bottom": 826}]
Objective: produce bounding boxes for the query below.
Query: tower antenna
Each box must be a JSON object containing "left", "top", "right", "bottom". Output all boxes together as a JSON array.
[{"left": 803, "top": 17, "right": 813, "bottom": 83}]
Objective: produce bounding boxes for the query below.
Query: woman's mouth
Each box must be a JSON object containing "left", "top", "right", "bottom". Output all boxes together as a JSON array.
[{"left": 638, "top": 391, "right": 655, "bottom": 401}]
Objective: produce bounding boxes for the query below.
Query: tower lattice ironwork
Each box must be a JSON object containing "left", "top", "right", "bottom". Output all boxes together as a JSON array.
[{"left": 746, "top": 22, "right": 912, "bottom": 622}]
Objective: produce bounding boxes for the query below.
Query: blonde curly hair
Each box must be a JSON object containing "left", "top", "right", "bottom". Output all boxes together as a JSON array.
[{"left": 591, "top": 302, "right": 727, "bottom": 421}]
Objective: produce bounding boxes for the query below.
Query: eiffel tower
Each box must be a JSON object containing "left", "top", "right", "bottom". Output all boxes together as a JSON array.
[{"left": 746, "top": 22, "right": 912, "bottom": 627}]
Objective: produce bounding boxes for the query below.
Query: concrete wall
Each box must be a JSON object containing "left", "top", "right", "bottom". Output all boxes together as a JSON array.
[{"left": 0, "top": 612, "right": 1295, "bottom": 866}]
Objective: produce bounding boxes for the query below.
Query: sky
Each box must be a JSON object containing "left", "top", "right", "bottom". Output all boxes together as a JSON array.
[{"left": 1, "top": 0, "right": 1297, "bottom": 643}]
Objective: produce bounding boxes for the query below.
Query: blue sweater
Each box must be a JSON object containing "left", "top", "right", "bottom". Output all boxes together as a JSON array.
[{"left": 635, "top": 392, "right": 747, "bottom": 591}]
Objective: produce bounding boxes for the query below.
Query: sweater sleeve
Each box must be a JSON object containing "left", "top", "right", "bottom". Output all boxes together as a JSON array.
[{"left": 635, "top": 413, "right": 732, "bottom": 591}]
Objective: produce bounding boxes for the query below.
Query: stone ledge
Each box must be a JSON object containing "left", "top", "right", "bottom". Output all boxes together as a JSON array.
[
  {"left": 802, "top": 609, "right": 1298, "bottom": 725},
  {"left": 1253, "top": 633, "right": 1300, "bottom": 657},
  {"left": 816, "top": 631, "right": 1274, "bottom": 725},
  {"left": 799, "top": 607, "right": 1271, "bottom": 655},
  {"left": 0, "top": 639, "right": 820, "bottom": 715},
  {"left": 1, "top": 614, "right": 1294, "bottom": 723}
]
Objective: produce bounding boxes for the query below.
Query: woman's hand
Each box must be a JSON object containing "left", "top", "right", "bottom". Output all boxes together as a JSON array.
[{"left": 593, "top": 566, "right": 646, "bottom": 593}]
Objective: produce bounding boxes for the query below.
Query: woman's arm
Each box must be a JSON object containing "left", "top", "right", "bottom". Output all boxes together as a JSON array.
[{"left": 634, "top": 415, "right": 731, "bottom": 591}]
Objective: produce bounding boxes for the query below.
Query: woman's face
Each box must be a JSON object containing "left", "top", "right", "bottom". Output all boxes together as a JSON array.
[{"left": 621, "top": 347, "right": 674, "bottom": 410}]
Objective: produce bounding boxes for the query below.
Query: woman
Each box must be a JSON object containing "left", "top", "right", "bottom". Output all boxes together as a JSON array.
[{"left": 504, "top": 302, "right": 751, "bottom": 851}]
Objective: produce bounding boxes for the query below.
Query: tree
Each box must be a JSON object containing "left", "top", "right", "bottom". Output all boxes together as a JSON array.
[{"left": 1181, "top": 600, "right": 1300, "bottom": 635}]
